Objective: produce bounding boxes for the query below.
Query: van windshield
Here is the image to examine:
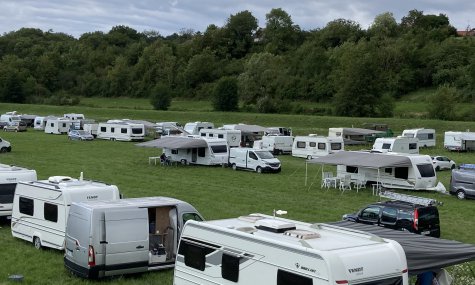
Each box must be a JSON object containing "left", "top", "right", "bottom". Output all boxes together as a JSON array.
[
  {"left": 417, "top": 164, "right": 435, "bottom": 178},
  {"left": 210, "top": 145, "right": 227, "bottom": 153},
  {"left": 132, "top": 128, "right": 143, "bottom": 134},
  {"left": 255, "top": 151, "right": 274, "bottom": 159}
]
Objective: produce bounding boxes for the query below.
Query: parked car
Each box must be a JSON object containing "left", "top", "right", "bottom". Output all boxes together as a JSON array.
[
  {"left": 431, "top": 156, "right": 456, "bottom": 171},
  {"left": 343, "top": 199, "right": 441, "bottom": 237},
  {"left": 450, "top": 167, "right": 475, "bottom": 200},
  {"left": 3, "top": 121, "right": 27, "bottom": 132},
  {"left": 68, "top": 130, "right": 94, "bottom": 141}
]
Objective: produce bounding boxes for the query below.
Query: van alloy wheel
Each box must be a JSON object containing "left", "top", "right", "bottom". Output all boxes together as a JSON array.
[
  {"left": 456, "top": 190, "right": 466, "bottom": 200},
  {"left": 256, "top": 167, "right": 262, "bottom": 174},
  {"left": 33, "top": 237, "right": 42, "bottom": 249},
  {"left": 232, "top": 163, "right": 237, "bottom": 170}
]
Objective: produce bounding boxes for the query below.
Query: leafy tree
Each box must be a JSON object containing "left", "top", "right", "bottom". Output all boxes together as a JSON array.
[
  {"left": 212, "top": 77, "right": 239, "bottom": 111},
  {"left": 428, "top": 84, "right": 457, "bottom": 120},
  {"left": 263, "top": 8, "right": 302, "bottom": 54},
  {"left": 368, "top": 12, "right": 399, "bottom": 39},
  {"left": 224, "top": 10, "right": 259, "bottom": 58},
  {"left": 317, "top": 19, "right": 365, "bottom": 49},
  {"left": 150, "top": 83, "right": 172, "bottom": 110}
]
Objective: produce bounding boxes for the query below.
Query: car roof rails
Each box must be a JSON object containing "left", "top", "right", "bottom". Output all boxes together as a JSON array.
[{"left": 379, "top": 190, "right": 442, "bottom": 206}]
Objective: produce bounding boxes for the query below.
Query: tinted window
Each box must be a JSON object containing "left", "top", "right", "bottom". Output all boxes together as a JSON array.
[
  {"left": 318, "top": 143, "right": 325, "bottom": 150},
  {"left": 381, "top": 207, "right": 397, "bottom": 224},
  {"left": 179, "top": 239, "right": 218, "bottom": 271},
  {"left": 409, "top": 143, "right": 417, "bottom": 150},
  {"left": 198, "top": 147, "right": 206, "bottom": 157},
  {"left": 331, "top": 143, "right": 342, "bottom": 150},
  {"left": 211, "top": 145, "right": 227, "bottom": 153},
  {"left": 428, "top": 133, "right": 434, "bottom": 139},
  {"left": 218, "top": 134, "right": 224, "bottom": 138},
  {"left": 171, "top": 149, "right": 178, "bottom": 154},
  {"left": 346, "top": 166, "right": 358, "bottom": 173},
  {"left": 222, "top": 254, "right": 240, "bottom": 282},
  {"left": 132, "top": 128, "right": 143, "bottom": 134},
  {"left": 296, "top": 141, "right": 305, "bottom": 148},
  {"left": 417, "top": 164, "right": 435, "bottom": 178},
  {"left": 111, "top": 127, "right": 115, "bottom": 133},
  {"left": 183, "top": 213, "right": 203, "bottom": 224},
  {"left": 398, "top": 209, "right": 413, "bottom": 222},
  {"left": 0, "top": 183, "right": 17, "bottom": 203},
  {"left": 100, "top": 127, "right": 106, "bottom": 132},
  {"left": 200, "top": 133, "right": 206, "bottom": 137},
  {"left": 404, "top": 133, "right": 414, "bottom": 138},
  {"left": 385, "top": 168, "right": 392, "bottom": 174},
  {"left": 255, "top": 151, "right": 274, "bottom": 159},
  {"left": 249, "top": 152, "right": 258, "bottom": 160},
  {"left": 360, "top": 206, "right": 380, "bottom": 221},
  {"left": 121, "top": 128, "right": 127, "bottom": 134},
  {"left": 44, "top": 203, "right": 58, "bottom": 222},
  {"left": 277, "top": 269, "right": 313, "bottom": 285},
  {"left": 395, "top": 167, "right": 408, "bottom": 179},
  {"left": 417, "top": 207, "right": 439, "bottom": 227},
  {"left": 19, "top": 197, "right": 34, "bottom": 216},
  {"left": 382, "top": 143, "right": 391, "bottom": 150}
]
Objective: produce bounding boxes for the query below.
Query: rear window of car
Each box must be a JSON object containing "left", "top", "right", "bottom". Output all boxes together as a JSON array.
[{"left": 417, "top": 207, "right": 439, "bottom": 226}]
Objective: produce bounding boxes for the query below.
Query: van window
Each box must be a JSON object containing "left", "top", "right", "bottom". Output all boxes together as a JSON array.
[
  {"left": 0, "top": 183, "right": 17, "bottom": 204},
  {"left": 100, "top": 127, "right": 106, "bottom": 132},
  {"left": 381, "top": 207, "right": 397, "bottom": 224},
  {"left": 183, "top": 213, "right": 203, "bottom": 224},
  {"left": 409, "top": 143, "right": 417, "bottom": 150},
  {"left": 198, "top": 147, "right": 206, "bottom": 157},
  {"left": 256, "top": 151, "right": 274, "bottom": 159},
  {"left": 395, "top": 167, "right": 408, "bottom": 179},
  {"left": 211, "top": 145, "right": 227, "bottom": 154},
  {"left": 132, "top": 128, "right": 143, "bottom": 134},
  {"left": 318, "top": 143, "right": 325, "bottom": 150},
  {"left": 44, "top": 203, "right": 58, "bottom": 222},
  {"left": 309, "top": 142, "right": 316, "bottom": 147},
  {"left": 222, "top": 253, "right": 240, "bottom": 282},
  {"left": 382, "top": 143, "right": 391, "bottom": 150},
  {"left": 277, "top": 269, "right": 313, "bottom": 285},
  {"left": 417, "top": 164, "right": 435, "bottom": 178},
  {"left": 19, "top": 197, "right": 34, "bottom": 216},
  {"left": 296, "top": 141, "right": 306, "bottom": 148},
  {"left": 121, "top": 128, "right": 127, "bottom": 134},
  {"left": 249, "top": 152, "right": 258, "bottom": 160},
  {"left": 330, "top": 143, "right": 342, "bottom": 150}
]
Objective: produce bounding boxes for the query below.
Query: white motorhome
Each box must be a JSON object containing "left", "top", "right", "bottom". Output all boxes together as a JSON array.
[
  {"left": 174, "top": 214, "right": 409, "bottom": 285},
  {"left": 254, "top": 135, "right": 294, "bottom": 154},
  {"left": 199, "top": 128, "right": 241, "bottom": 148},
  {"left": 444, "top": 131, "right": 475, "bottom": 151},
  {"left": 97, "top": 121, "right": 145, "bottom": 141},
  {"left": 64, "top": 197, "right": 203, "bottom": 278},
  {"left": 44, "top": 118, "right": 72, "bottom": 134},
  {"left": 0, "top": 111, "right": 22, "bottom": 124},
  {"left": 11, "top": 175, "right": 120, "bottom": 250},
  {"left": 162, "top": 137, "right": 228, "bottom": 166},
  {"left": 401, "top": 128, "right": 436, "bottom": 148},
  {"left": 229, "top": 147, "right": 281, "bottom": 173},
  {"left": 183, "top": 121, "right": 214, "bottom": 135},
  {"left": 0, "top": 164, "right": 37, "bottom": 218},
  {"left": 372, "top": 137, "right": 419, "bottom": 154},
  {"left": 292, "top": 135, "right": 344, "bottom": 159}
]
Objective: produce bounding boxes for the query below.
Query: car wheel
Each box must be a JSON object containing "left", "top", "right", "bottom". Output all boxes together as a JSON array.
[
  {"left": 307, "top": 155, "right": 312, "bottom": 160},
  {"left": 33, "top": 237, "right": 42, "bottom": 250},
  {"left": 0, "top": 147, "right": 6, "bottom": 153},
  {"left": 256, "top": 167, "right": 262, "bottom": 174},
  {"left": 456, "top": 190, "right": 466, "bottom": 200},
  {"left": 435, "top": 166, "right": 440, "bottom": 171},
  {"left": 232, "top": 163, "right": 237, "bottom": 170},
  {"left": 451, "top": 164, "right": 456, "bottom": 170}
]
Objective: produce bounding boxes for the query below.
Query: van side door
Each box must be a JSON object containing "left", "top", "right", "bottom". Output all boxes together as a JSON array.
[{"left": 247, "top": 151, "right": 259, "bottom": 170}]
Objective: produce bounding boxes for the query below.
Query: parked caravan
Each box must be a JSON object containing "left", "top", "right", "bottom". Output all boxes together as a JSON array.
[
  {"left": 229, "top": 147, "right": 281, "bottom": 173},
  {"left": 199, "top": 128, "right": 241, "bottom": 148},
  {"left": 444, "top": 131, "right": 475, "bottom": 151},
  {"left": 64, "top": 113, "right": 85, "bottom": 121},
  {"left": 44, "top": 118, "right": 72, "bottom": 134},
  {"left": 328, "top": 127, "right": 385, "bottom": 145},
  {"left": 83, "top": 123, "right": 98, "bottom": 137},
  {"left": 222, "top": 124, "right": 267, "bottom": 147},
  {"left": 0, "top": 111, "right": 22, "bottom": 124},
  {"left": 266, "top": 126, "right": 292, "bottom": 136},
  {"left": 292, "top": 135, "right": 344, "bottom": 159},
  {"left": 183, "top": 121, "right": 214, "bottom": 135},
  {"left": 33, "top": 116, "right": 56, "bottom": 130},
  {"left": 401, "top": 128, "right": 436, "bottom": 148},
  {"left": 173, "top": 214, "right": 409, "bottom": 285},
  {"left": 160, "top": 137, "right": 228, "bottom": 166},
  {"left": 97, "top": 121, "right": 145, "bottom": 141},
  {"left": 254, "top": 135, "right": 294, "bottom": 154},
  {"left": 64, "top": 197, "right": 203, "bottom": 278},
  {"left": 11, "top": 176, "right": 120, "bottom": 250},
  {"left": 0, "top": 164, "right": 37, "bottom": 218},
  {"left": 372, "top": 137, "right": 419, "bottom": 154}
]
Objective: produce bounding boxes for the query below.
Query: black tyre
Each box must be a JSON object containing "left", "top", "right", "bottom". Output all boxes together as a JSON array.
[
  {"left": 451, "top": 164, "right": 456, "bottom": 170},
  {"left": 256, "top": 167, "right": 262, "bottom": 174},
  {"left": 33, "top": 237, "right": 42, "bottom": 250},
  {"left": 232, "top": 163, "right": 237, "bottom": 170},
  {"left": 0, "top": 147, "right": 6, "bottom": 153},
  {"left": 435, "top": 166, "right": 440, "bottom": 171},
  {"left": 456, "top": 190, "right": 466, "bottom": 200}
]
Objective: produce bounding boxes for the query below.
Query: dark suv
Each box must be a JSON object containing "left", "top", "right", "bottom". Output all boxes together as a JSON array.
[{"left": 343, "top": 200, "right": 440, "bottom": 237}]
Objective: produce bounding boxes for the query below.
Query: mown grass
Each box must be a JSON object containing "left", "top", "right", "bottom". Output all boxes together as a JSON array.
[{"left": 0, "top": 101, "right": 473, "bottom": 284}]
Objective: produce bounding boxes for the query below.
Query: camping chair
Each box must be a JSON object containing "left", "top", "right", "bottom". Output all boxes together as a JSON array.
[
  {"left": 321, "top": 172, "right": 334, "bottom": 189},
  {"left": 353, "top": 174, "right": 367, "bottom": 193},
  {"left": 339, "top": 174, "right": 352, "bottom": 193}
]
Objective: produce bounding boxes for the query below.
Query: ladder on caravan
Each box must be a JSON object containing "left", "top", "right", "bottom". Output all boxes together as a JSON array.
[{"left": 379, "top": 190, "right": 441, "bottom": 206}]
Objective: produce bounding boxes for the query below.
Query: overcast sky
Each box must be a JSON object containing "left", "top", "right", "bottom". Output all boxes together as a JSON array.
[{"left": 1, "top": 0, "right": 474, "bottom": 38}]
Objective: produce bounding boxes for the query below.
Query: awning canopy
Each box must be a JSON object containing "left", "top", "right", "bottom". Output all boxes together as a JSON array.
[
  {"left": 231, "top": 124, "right": 268, "bottom": 133},
  {"left": 341, "top": 127, "right": 385, "bottom": 136},
  {"left": 307, "top": 151, "right": 412, "bottom": 169},
  {"left": 135, "top": 136, "right": 208, "bottom": 149},
  {"left": 461, "top": 132, "right": 475, "bottom": 141},
  {"left": 330, "top": 221, "right": 475, "bottom": 275}
]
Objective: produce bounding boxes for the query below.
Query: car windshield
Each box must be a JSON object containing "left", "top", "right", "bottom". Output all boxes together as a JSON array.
[{"left": 255, "top": 151, "right": 274, "bottom": 159}]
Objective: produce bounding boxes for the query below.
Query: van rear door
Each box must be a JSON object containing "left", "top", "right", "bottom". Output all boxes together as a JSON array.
[{"left": 104, "top": 208, "right": 149, "bottom": 272}]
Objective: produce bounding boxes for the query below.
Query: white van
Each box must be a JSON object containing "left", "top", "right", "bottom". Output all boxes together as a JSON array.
[
  {"left": 0, "top": 111, "right": 22, "bottom": 124},
  {"left": 372, "top": 137, "right": 419, "bottom": 154},
  {"left": 183, "top": 121, "right": 214, "bottom": 135},
  {"left": 401, "top": 128, "right": 436, "bottom": 148},
  {"left": 229, "top": 147, "right": 281, "bottom": 173},
  {"left": 0, "top": 164, "right": 37, "bottom": 218},
  {"left": 199, "top": 128, "right": 241, "bottom": 148},
  {"left": 292, "top": 135, "right": 344, "bottom": 159},
  {"left": 44, "top": 118, "right": 72, "bottom": 134},
  {"left": 11, "top": 176, "right": 120, "bottom": 250},
  {"left": 97, "top": 122, "right": 145, "bottom": 141},
  {"left": 64, "top": 197, "right": 203, "bottom": 278},
  {"left": 254, "top": 135, "right": 294, "bottom": 154},
  {"left": 174, "top": 214, "right": 409, "bottom": 285}
]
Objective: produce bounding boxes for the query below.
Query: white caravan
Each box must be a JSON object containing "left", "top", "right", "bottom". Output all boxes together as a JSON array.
[
  {"left": 229, "top": 147, "right": 281, "bottom": 173},
  {"left": 183, "top": 121, "right": 214, "bottom": 135},
  {"left": 44, "top": 118, "right": 72, "bottom": 134},
  {"left": 97, "top": 121, "right": 145, "bottom": 141},
  {"left": 163, "top": 138, "right": 228, "bottom": 166},
  {"left": 401, "top": 128, "right": 436, "bottom": 147},
  {"left": 254, "top": 135, "right": 294, "bottom": 154},
  {"left": 199, "top": 128, "right": 241, "bottom": 148},
  {"left": 11, "top": 175, "right": 120, "bottom": 250},
  {"left": 266, "top": 127, "right": 292, "bottom": 136},
  {"left": 64, "top": 197, "right": 203, "bottom": 278},
  {"left": 0, "top": 111, "right": 22, "bottom": 124},
  {"left": 292, "top": 135, "right": 344, "bottom": 159},
  {"left": 83, "top": 123, "right": 98, "bottom": 137},
  {"left": 444, "top": 131, "right": 475, "bottom": 151},
  {"left": 0, "top": 164, "right": 37, "bottom": 218},
  {"left": 64, "top": 113, "right": 85, "bottom": 121},
  {"left": 33, "top": 116, "right": 56, "bottom": 130},
  {"left": 173, "top": 214, "right": 409, "bottom": 285},
  {"left": 372, "top": 137, "right": 419, "bottom": 154}
]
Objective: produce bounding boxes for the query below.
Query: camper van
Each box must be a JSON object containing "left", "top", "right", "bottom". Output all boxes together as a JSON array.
[
  {"left": 64, "top": 197, "right": 203, "bottom": 278},
  {"left": 444, "top": 131, "right": 475, "bottom": 151},
  {"left": 11, "top": 176, "right": 120, "bottom": 250},
  {"left": 44, "top": 118, "right": 72, "bottom": 134},
  {"left": 229, "top": 147, "right": 281, "bottom": 173},
  {"left": 0, "top": 164, "right": 37, "bottom": 218},
  {"left": 173, "top": 214, "right": 409, "bottom": 285},
  {"left": 183, "top": 122, "right": 214, "bottom": 135},
  {"left": 163, "top": 138, "right": 228, "bottom": 166},
  {"left": 97, "top": 121, "right": 145, "bottom": 141},
  {"left": 372, "top": 137, "right": 419, "bottom": 154},
  {"left": 401, "top": 128, "right": 436, "bottom": 148},
  {"left": 199, "top": 128, "right": 241, "bottom": 148},
  {"left": 254, "top": 135, "right": 294, "bottom": 154},
  {"left": 0, "top": 111, "right": 22, "bottom": 124},
  {"left": 292, "top": 135, "right": 344, "bottom": 159}
]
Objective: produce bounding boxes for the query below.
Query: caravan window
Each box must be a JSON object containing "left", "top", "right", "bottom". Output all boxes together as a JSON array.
[
  {"left": 100, "top": 127, "right": 106, "bottom": 132},
  {"left": 382, "top": 143, "right": 391, "bottom": 150},
  {"left": 331, "top": 143, "right": 342, "bottom": 150},
  {"left": 19, "top": 197, "right": 34, "bottom": 216},
  {"left": 198, "top": 147, "right": 206, "bottom": 157},
  {"left": 132, "top": 128, "right": 143, "bottom": 134},
  {"left": 211, "top": 145, "right": 227, "bottom": 154},
  {"left": 0, "top": 183, "right": 16, "bottom": 204},
  {"left": 200, "top": 133, "right": 206, "bottom": 137},
  {"left": 395, "top": 167, "right": 408, "bottom": 179},
  {"left": 50, "top": 123, "right": 54, "bottom": 127},
  {"left": 121, "top": 128, "right": 127, "bottom": 134},
  {"left": 171, "top": 149, "right": 178, "bottom": 154},
  {"left": 44, "top": 203, "right": 58, "bottom": 222},
  {"left": 218, "top": 134, "right": 224, "bottom": 139},
  {"left": 404, "top": 133, "right": 415, "bottom": 138},
  {"left": 317, "top": 143, "right": 325, "bottom": 150},
  {"left": 277, "top": 269, "right": 313, "bottom": 285},
  {"left": 222, "top": 254, "right": 240, "bottom": 282},
  {"left": 111, "top": 127, "right": 115, "bottom": 133},
  {"left": 385, "top": 168, "right": 392, "bottom": 174},
  {"left": 417, "top": 164, "right": 435, "bottom": 178},
  {"left": 62, "top": 123, "right": 66, "bottom": 128},
  {"left": 309, "top": 142, "right": 316, "bottom": 147},
  {"left": 179, "top": 239, "right": 218, "bottom": 271},
  {"left": 208, "top": 133, "right": 214, "bottom": 137},
  {"left": 409, "top": 143, "right": 417, "bottom": 150},
  {"left": 346, "top": 166, "right": 358, "bottom": 173},
  {"left": 296, "top": 141, "right": 306, "bottom": 148},
  {"left": 428, "top": 133, "right": 434, "bottom": 139}
]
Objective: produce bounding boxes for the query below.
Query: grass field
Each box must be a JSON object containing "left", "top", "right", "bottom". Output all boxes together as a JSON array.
[{"left": 0, "top": 101, "right": 474, "bottom": 284}]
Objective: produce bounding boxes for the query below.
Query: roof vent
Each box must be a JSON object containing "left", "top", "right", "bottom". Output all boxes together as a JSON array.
[
  {"left": 284, "top": 230, "right": 321, "bottom": 240},
  {"left": 255, "top": 219, "right": 296, "bottom": 233},
  {"left": 48, "top": 176, "right": 74, "bottom": 184}
]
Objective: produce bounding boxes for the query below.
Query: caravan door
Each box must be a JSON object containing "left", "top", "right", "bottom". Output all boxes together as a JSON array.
[{"left": 104, "top": 209, "right": 149, "bottom": 274}]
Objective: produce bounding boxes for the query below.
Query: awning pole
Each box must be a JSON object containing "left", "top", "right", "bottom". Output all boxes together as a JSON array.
[{"left": 305, "top": 161, "right": 308, "bottom": 186}]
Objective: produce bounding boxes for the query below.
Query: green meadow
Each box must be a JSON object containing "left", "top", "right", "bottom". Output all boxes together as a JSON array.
[{"left": 0, "top": 100, "right": 473, "bottom": 284}]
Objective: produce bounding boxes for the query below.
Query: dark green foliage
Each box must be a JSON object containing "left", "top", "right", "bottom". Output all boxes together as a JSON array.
[
  {"left": 212, "top": 77, "right": 239, "bottom": 111},
  {"left": 150, "top": 83, "right": 172, "bottom": 110},
  {"left": 428, "top": 84, "right": 458, "bottom": 120}
]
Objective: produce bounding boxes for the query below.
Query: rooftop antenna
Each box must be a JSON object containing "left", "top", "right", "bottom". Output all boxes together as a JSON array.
[{"left": 273, "top": 209, "right": 287, "bottom": 218}]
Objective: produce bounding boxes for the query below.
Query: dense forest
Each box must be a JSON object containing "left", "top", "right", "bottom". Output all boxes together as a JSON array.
[{"left": 0, "top": 8, "right": 474, "bottom": 119}]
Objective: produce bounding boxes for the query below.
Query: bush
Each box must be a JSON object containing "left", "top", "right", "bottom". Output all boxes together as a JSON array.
[
  {"left": 212, "top": 77, "right": 239, "bottom": 111},
  {"left": 150, "top": 83, "right": 172, "bottom": 111},
  {"left": 428, "top": 84, "right": 458, "bottom": 120},
  {"left": 256, "top": 95, "right": 277, "bottom": 113}
]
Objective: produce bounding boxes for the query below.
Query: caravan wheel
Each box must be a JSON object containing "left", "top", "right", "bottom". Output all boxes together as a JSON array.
[{"left": 33, "top": 237, "right": 42, "bottom": 250}]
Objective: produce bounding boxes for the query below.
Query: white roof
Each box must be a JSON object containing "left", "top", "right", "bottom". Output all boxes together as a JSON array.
[
  {"left": 74, "top": 196, "right": 189, "bottom": 209},
  {"left": 22, "top": 177, "right": 116, "bottom": 193}
]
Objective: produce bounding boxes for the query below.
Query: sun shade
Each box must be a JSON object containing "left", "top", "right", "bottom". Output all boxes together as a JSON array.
[
  {"left": 460, "top": 132, "right": 475, "bottom": 140},
  {"left": 307, "top": 151, "right": 412, "bottom": 168},
  {"left": 135, "top": 137, "right": 208, "bottom": 149}
]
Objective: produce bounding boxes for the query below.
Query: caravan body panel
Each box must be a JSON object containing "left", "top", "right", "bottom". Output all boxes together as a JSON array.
[
  {"left": 44, "top": 118, "right": 72, "bottom": 134},
  {"left": 163, "top": 138, "right": 228, "bottom": 166},
  {"left": 292, "top": 135, "right": 344, "bottom": 159},
  {"left": 97, "top": 122, "right": 145, "bottom": 141},
  {"left": 372, "top": 137, "right": 419, "bottom": 154},
  {"left": 444, "top": 131, "right": 475, "bottom": 151},
  {"left": 0, "top": 164, "right": 37, "bottom": 217},
  {"left": 401, "top": 128, "right": 436, "bottom": 148},
  {"left": 199, "top": 129, "right": 241, "bottom": 148}
]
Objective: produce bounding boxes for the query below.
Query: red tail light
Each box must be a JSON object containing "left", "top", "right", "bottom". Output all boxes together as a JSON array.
[
  {"left": 336, "top": 281, "right": 348, "bottom": 284},
  {"left": 413, "top": 209, "right": 419, "bottom": 231},
  {"left": 88, "top": 245, "right": 95, "bottom": 267},
  {"left": 402, "top": 268, "right": 408, "bottom": 273}
]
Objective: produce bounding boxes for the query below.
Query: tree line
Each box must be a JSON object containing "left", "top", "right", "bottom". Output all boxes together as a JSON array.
[{"left": 0, "top": 9, "right": 474, "bottom": 119}]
